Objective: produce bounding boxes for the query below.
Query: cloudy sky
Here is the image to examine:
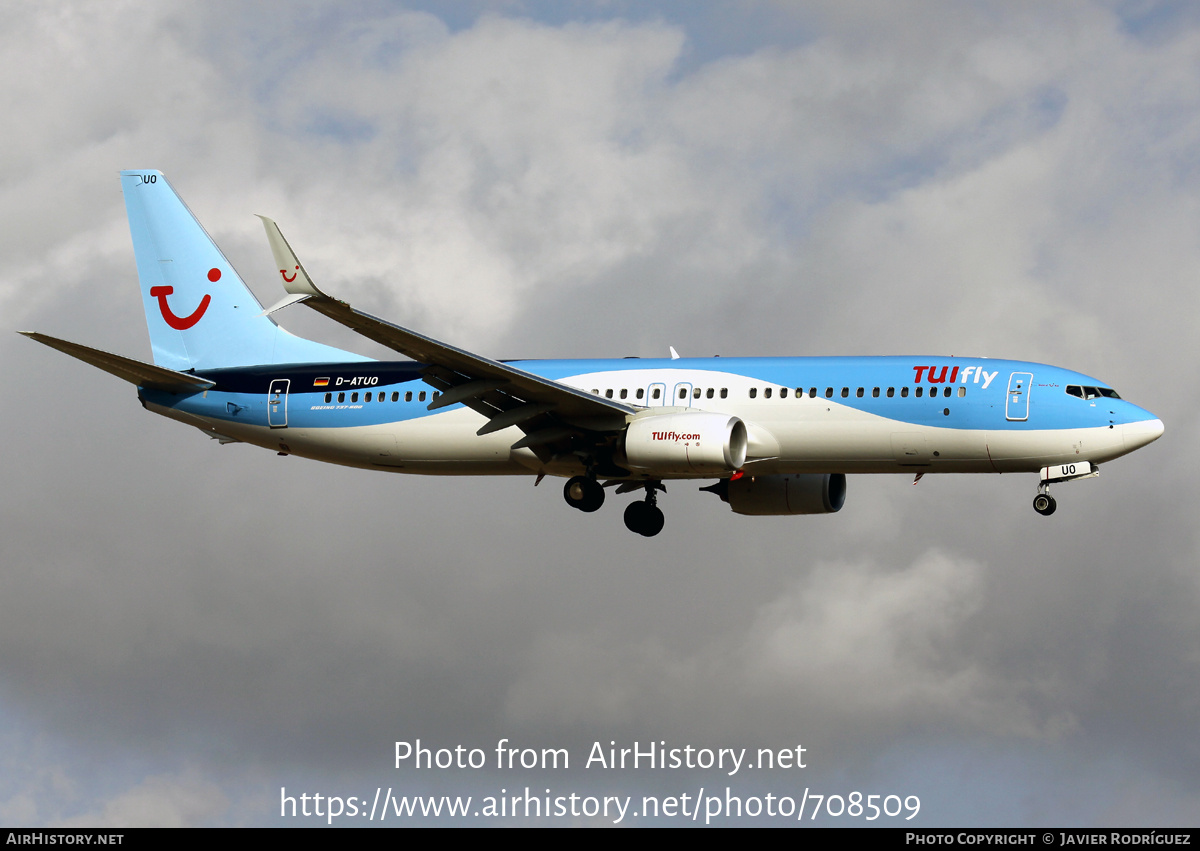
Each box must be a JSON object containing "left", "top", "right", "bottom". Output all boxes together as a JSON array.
[{"left": 2, "top": 0, "right": 1197, "bottom": 827}]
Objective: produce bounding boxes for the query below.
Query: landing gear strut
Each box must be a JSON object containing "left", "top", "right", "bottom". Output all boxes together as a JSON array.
[
  {"left": 563, "top": 475, "right": 604, "bottom": 512},
  {"left": 623, "top": 483, "right": 665, "bottom": 537},
  {"left": 1032, "top": 483, "right": 1057, "bottom": 516}
]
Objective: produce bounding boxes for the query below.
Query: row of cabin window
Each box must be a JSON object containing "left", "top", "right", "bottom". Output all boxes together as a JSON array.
[
  {"left": 323, "top": 390, "right": 440, "bottom": 404},
  {"left": 755, "top": 386, "right": 968, "bottom": 399},
  {"left": 592, "top": 386, "right": 968, "bottom": 401},
  {"left": 593, "top": 387, "right": 730, "bottom": 401}
]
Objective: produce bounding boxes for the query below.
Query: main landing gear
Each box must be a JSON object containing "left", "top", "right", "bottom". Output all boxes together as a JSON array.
[
  {"left": 561, "top": 476, "right": 666, "bottom": 537},
  {"left": 563, "top": 475, "right": 605, "bottom": 512},
  {"left": 623, "top": 483, "right": 665, "bottom": 538}
]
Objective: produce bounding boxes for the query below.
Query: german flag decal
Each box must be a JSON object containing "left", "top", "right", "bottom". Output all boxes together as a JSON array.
[{"left": 313, "top": 377, "right": 330, "bottom": 387}]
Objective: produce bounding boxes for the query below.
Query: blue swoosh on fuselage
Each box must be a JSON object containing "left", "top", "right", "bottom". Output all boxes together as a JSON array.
[{"left": 139, "top": 355, "right": 1158, "bottom": 433}]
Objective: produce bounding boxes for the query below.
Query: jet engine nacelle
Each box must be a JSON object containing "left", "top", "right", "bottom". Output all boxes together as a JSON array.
[
  {"left": 624, "top": 411, "right": 748, "bottom": 475},
  {"left": 721, "top": 473, "right": 847, "bottom": 515}
]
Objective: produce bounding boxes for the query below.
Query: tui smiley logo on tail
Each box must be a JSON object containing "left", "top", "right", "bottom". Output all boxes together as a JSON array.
[
  {"left": 280, "top": 265, "right": 299, "bottom": 283},
  {"left": 149, "top": 267, "right": 217, "bottom": 330}
]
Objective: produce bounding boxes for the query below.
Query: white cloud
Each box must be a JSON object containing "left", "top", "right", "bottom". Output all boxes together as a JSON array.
[{"left": 58, "top": 771, "right": 228, "bottom": 828}]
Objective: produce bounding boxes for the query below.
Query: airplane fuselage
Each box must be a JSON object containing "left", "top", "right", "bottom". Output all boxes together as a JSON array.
[{"left": 142, "top": 355, "right": 1161, "bottom": 479}]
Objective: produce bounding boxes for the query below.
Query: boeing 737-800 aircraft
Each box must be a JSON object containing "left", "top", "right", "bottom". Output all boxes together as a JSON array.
[{"left": 24, "top": 171, "right": 1164, "bottom": 536}]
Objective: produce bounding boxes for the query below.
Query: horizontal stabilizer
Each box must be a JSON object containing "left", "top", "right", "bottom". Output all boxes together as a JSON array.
[{"left": 20, "top": 332, "right": 215, "bottom": 393}]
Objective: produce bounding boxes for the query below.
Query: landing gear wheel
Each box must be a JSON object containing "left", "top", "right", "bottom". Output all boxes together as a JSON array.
[
  {"left": 1032, "top": 493, "right": 1057, "bottom": 516},
  {"left": 564, "top": 476, "right": 604, "bottom": 512},
  {"left": 623, "top": 500, "right": 665, "bottom": 537}
]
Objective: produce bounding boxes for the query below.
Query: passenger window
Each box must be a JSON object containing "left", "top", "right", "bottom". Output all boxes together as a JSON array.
[
  {"left": 678, "top": 388, "right": 687, "bottom": 400},
  {"left": 900, "top": 387, "right": 908, "bottom": 398},
  {"left": 856, "top": 388, "right": 864, "bottom": 398},
  {"left": 418, "top": 391, "right": 426, "bottom": 402},
  {"left": 706, "top": 388, "right": 714, "bottom": 399},
  {"left": 749, "top": 388, "right": 758, "bottom": 399},
  {"left": 324, "top": 393, "right": 331, "bottom": 403},
  {"left": 351, "top": 392, "right": 359, "bottom": 403},
  {"left": 872, "top": 387, "right": 880, "bottom": 397},
  {"left": 405, "top": 391, "right": 413, "bottom": 402},
  {"left": 620, "top": 388, "right": 627, "bottom": 399},
  {"left": 809, "top": 388, "right": 817, "bottom": 398},
  {"left": 606, "top": 389, "right": 614, "bottom": 399},
  {"left": 915, "top": 387, "right": 923, "bottom": 398},
  {"left": 720, "top": 388, "right": 728, "bottom": 399},
  {"left": 764, "top": 388, "right": 772, "bottom": 399},
  {"left": 886, "top": 387, "right": 894, "bottom": 398},
  {"left": 379, "top": 393, "right": 385, "bottom": 403},
  {"left": 653, "top": 388, "right": 661, "bottom": 399},
  {"left": 825, "top": 388, "right": 834, "bottom": 398},
  {"left": 780, "top": 388, "right": 788, "bottom": 398},
  {"left": 365, "top": 392, "right": 372, "bottom": 402},
  {"left": 338, "top": 392, "right": 345, "bottom": 403},
  {"left": 957, "top": 387, "right": 965, "bottom": 398},
  {"left": 637, "top": 388, "right": 644, "bottom": 399},
  {"left": 943, "top": 387, "right": 951, "bottom": 398},
  {"left": 841, "top": 388, "right": 849, "bottom": 398}
]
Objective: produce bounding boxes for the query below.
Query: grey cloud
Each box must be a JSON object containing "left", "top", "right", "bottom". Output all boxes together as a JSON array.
[{"left": 2, "top": 1, "right": 1197, "bottom": 826}]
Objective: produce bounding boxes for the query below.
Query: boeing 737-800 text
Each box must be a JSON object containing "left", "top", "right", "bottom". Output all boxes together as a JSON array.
[{"left": 23, "top": 171, "right": 1164, "bottom": 536}]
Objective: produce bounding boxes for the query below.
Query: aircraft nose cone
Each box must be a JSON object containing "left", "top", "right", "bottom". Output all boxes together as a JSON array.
[{"left": 1123, "top": 417, "right": 1164, "bottom": 451}]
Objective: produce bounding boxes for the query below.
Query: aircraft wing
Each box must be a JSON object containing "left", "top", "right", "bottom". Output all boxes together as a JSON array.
[
  {"left": 21, "top": 332, "right": 215, "bottom": 394},
  {"left": 258, "top": 217, "right": 637, "bottom": 465}
]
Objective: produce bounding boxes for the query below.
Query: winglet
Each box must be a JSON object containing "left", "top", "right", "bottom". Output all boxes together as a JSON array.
[
  {"left": 257, "top": 215, "right": 327, "bottom": 306},
  {"left": 669, "top": 346, "right": 680, "bottom": 360}
]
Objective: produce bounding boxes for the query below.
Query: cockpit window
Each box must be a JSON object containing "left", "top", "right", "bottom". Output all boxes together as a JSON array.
[{"left": 1067, "top": 385, "right": 1121, "bottom": 400}]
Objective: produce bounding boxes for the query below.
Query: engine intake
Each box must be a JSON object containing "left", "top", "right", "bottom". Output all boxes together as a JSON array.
[{"left": 624, "top": 412, "right": 747, "bottom": 475}]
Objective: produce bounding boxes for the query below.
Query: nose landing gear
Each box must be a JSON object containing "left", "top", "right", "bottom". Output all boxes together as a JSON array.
[
  {"left": 1032, "top": 488, "right": 1057, "bottom": 516},
  {"left": 1031, "top": 462, "right": 1099, "bottom": 516}
]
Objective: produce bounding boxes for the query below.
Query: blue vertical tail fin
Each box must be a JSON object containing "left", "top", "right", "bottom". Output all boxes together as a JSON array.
[{"left": 121, "top": 170, "right": 369, "bottom": 370}]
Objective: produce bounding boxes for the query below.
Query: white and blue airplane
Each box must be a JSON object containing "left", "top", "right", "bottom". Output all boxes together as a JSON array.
[{"left": 24, "top": 170, "right": 1164, "bottom": 536}]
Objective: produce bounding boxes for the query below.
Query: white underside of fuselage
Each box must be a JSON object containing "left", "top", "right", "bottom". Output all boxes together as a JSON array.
[{"left": 147, "top": 395, "right": 1137, "bottom": 480}]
